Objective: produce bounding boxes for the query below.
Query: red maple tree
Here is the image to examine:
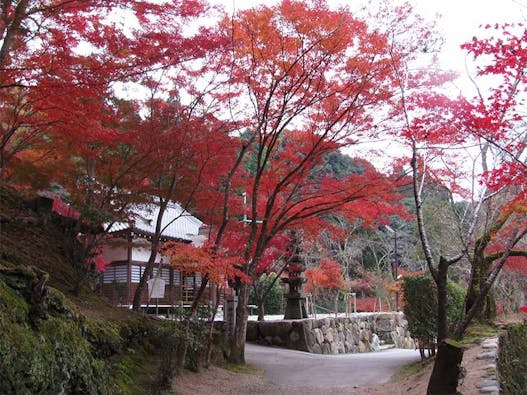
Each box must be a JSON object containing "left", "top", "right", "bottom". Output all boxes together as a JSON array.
[
  {"left": 200, "top": 0, "right": 435, "bottom": 363},
  {"left": 393, "top": 22, "right": 527, "bottom": 393}
]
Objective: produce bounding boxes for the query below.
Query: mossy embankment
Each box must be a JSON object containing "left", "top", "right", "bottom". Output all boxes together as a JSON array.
[
  {"left": 498, "top": 323, "right": 527, "bottom": 394},
  {"left": 0, "top": 185, "right": 223, "bottom": 394}
]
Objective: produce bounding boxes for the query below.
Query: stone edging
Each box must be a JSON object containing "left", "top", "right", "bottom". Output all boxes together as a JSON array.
[{"left": 474, "top": 337, "right": 500, "bottom": 394}]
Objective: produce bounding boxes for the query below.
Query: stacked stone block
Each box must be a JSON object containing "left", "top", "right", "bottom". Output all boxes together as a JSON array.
[{"left": 246, "top": 312, "right": 415, "bottom": 354}]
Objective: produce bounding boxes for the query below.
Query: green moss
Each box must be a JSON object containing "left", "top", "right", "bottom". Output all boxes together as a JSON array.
[
  {"left": 459, "top": 323, "right": 499, "bottom": 345},
  {"left": 498, "top": 323, "right": 527, "bottom": 395},
  {"left": 0, "top": 291, "right": 111, "bottom": 394},
  {"left": 112, "top": 343, "right": 161, "bottom": 395},
  {"left": 395, "top": 357, "right": 434, "bottom": 381},
  {"left": 225, "top": 363, "right": 264, "bottom": 375},
  {"left": 0, "top": 270, "right": 187, "bottom": 395},
  {"left": 85, "top": 319, "right": 123, "bottom": 358},
  {"left": 0, "top": 279, "right": 30, "bottom": 322},
  {"left": 46, "top": 286, "right": 76, "bottom": 316},
  {"left": 444, "top": 338, "right": 462, "bottom": 348}
]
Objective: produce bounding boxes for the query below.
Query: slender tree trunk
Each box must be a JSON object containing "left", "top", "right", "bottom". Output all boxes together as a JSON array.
[
  {"left": 174, "top": 277, "right": 207, "bottom": 372},
  {"left": 465, "top": 262, "right": 481, "bottom": 315},
  {"left": 177, "top": 317, "right": 192, "bottom": 370},
  {"left": 132, "top": 182, "right": 173, "bottom": 310},
  {"left": 228, "top": 282, "right": 249, "bottom": 364},
  {"left": 132, "top": 240, "right": 158, "bottom": 310},
  {"left": 436, "top": 257, "right": 449, "bottom": 343},
  {"left": 190, "top": 273, "right": 209, "bottom": 314},
  {"left": 257, "top": 299, "right": 265, "bottom": 321},
  {"left": 255, "top": 266, "right": 287, "bottom": 321},
  {"left": 0, "top": 0, "right": 29, "bottom": 68},
  {"left": 205, "top": 286, "right": 222, "bottom": 367}
]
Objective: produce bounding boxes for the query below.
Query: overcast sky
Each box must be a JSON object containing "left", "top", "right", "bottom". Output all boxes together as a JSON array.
[
  {"left": 413, "top": 0, "right": 525, "bottom": 65},
  {"left": 213, "top": 0, "right": 526, "bottom": 92}
]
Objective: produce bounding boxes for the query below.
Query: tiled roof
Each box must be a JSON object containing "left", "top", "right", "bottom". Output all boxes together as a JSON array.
[{"left": 107, "top": 201, "right": 205, "bottom": 246}]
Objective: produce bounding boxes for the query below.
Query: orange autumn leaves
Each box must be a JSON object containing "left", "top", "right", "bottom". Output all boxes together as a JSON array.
[
  {"left": 305, "top": 258, "right": 345, "bottom": 292},
  {"left": 162, "top": 241, "right": 249, "bottom": 286}
]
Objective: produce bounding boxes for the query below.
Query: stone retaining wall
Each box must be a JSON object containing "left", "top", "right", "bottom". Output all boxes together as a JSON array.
[{"left": 246, "top": 312, "right": 415, "bottom": 354}]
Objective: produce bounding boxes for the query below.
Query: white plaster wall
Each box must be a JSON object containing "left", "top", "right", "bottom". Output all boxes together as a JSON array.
[{"left": 132, "top": 246, "right": 158, "bottom": 263}]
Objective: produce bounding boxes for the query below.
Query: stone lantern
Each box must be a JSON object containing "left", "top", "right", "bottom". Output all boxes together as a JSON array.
[{"left": 282, "top": 231, "right": 308, "bottom": 319}]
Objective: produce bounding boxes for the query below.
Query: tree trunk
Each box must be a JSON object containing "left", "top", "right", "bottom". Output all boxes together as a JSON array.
[
  {"left": 132, "top": 243, "right": 157, "bottom": 310},
  {"left": 426, "top": 340, "right": 464, "bottom": 394},
  {"left": 257, "top": 299, "right": 265, "bottom": 321},
  {"left": 190, "top": 274, "right": 209, "bottom": 314},
  {"left": 175, "top": 275, "right": 210, "bottom": 370},
  {"left": 177, "top": 318, "right": 191, "bottom": 370},
  {"left": 132, "top": 194, "right": 171, "bottom": 311},
  {"left": 205, "top": 286, "right": 222, "bottom": 367},
  {"left": 436, "top": 257, "right": 449, "bottom": 343},
  {"left": 465, "top": 254, "right": 495, "bottom": 323},
  {"left": 228, "top": 282, "right": 249, "bottom": 364}
]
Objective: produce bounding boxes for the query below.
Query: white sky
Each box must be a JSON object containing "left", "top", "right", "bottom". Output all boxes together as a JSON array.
[
  {"left": 213, "top": 0, "right": 527, "bottom": 94},
  {"left": 413, "top": 0, "right": 526, "bottom": 74}
]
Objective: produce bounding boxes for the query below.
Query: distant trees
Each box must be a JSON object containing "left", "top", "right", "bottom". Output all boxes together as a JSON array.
[{"left": 306, "top": 257, "right": 346, "bottom": 314}]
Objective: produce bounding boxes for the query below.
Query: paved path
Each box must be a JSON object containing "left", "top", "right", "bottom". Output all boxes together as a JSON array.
[{"left": 245, "top": 343, "right": 421, "bottom": 389}]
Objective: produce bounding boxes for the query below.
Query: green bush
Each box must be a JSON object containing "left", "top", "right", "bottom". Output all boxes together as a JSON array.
[
  {"left": 249, "top": 273, "right": 284, "bottom": 315},
  {"left": 402, "top": 275, "right": 437, "bottom": 357},
  {"left": 446, "top": 281, "right": 466, "bottom": 328},
  {"left": 402, "top": 275, "right": 466, "bottom": 358}
]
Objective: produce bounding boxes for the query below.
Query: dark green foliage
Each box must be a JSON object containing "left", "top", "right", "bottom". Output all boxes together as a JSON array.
[
  {"left": 181, "top": 309, "right": 211, "bottom": 372},
  {"left": 318, "top": 151, "right": 364, "bottom": 178},
  {"left": 446, "top": 281, "right": 466, "bottom": 327},
  {"left": 402, "top": 275, "right": 466, "bottom": 358},
  {"left": 0, "top": 264, "right": 214, "bottom": 395},
  {"left": 498, "top": 323, "right": 527, "bottom": 394},
  {"left": 403, "top": 276, "right": 437, "bottom": 357},
  {"left": 249, "top": 273, "right": 284, "bottom": 315}
]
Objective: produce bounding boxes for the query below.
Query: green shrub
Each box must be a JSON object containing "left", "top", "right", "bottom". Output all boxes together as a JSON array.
[
  {"left": 249, "top": 273, "right": 284, "bottom": 315},
  {"left": 403, "top": 275, "right": 437, "bottom": 357},
  {"left": 446, "top": 281, "right": 466, "bottom": 328},
  {"left": 402, "top": 275, "right": 466, "bottom": 358}
]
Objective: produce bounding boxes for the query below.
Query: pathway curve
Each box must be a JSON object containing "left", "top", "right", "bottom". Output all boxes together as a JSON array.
[{"left": 245, "top": 343, "right": 421, "bottom": 390}]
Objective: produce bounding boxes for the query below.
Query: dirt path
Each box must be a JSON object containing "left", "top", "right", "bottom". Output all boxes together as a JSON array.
[{"left": 173, "top": 340, "right": 494, "bottom": 395}]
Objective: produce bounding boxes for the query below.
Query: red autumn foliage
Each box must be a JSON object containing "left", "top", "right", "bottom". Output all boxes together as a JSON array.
[
  {"left": 355, "top": 297, "right": 377, "bottom": 312},
  {"left": 162, "top": 241, "right": 249, "bottom": 286},
  {"left": 305, "top": 258, "right": 345, "bottom": 292},
  {"left": 0, "top": 0, "right": 221, "bottom": 185}
]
